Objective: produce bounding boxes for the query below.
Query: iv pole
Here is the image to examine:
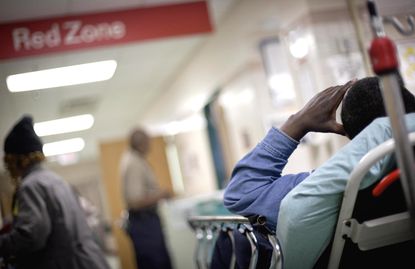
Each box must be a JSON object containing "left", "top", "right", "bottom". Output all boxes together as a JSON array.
[{"left": 367, "top": 0, "right": 415, "bottom": 234}]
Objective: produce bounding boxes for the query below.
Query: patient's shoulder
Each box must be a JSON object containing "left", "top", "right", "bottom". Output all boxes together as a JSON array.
[{"left": 369, "top": 113, "right": 415, "bottom": 132}]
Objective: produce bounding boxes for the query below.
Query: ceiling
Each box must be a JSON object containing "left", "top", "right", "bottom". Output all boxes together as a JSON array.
[{"left": 0, "top": 0, "right": 238, "bottom": 167}]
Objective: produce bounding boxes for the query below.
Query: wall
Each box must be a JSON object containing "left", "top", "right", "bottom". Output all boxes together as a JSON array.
[
  {"left": 173, "top": 128, "right": 217, "bottom": 196},
  {"left": 141, "top": 0, "right": 357, "bottom": 176},
  {"left": 140, "top": 0, "right": 309, "bottom": 126},
  {"left": 218, "top": 65, "right": 268, "bottom": 166}
]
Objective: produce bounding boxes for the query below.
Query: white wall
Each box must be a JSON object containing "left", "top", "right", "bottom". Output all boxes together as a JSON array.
[
  {"left": 173, "top": 128, "right": 217, "bottom": 196},
  {"left": 140, "top": 0, "right": 309, "bottom": 126}
]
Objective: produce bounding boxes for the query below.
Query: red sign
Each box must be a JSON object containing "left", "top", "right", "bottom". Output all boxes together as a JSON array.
[{"left": 0, "top": 1, "right": 212, "bottom": 60}]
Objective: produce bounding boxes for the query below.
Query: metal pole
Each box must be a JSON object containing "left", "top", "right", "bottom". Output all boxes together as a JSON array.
[
  {"left": 267, "top": 234, "right": 282, "bottom": 269},
  {"left": 241, "top": 224, "right": 258, "bottom": 269},
  {"left": 367, "top": 0, "right": 415, "bottom": 234},
  {"left": 225, "top": 227, "right": 237, "bottom": 269},
  {"left": 195, "top": 227, "right": 205, "bottom": 269},
  {"left": 188, "top": 216, "right": 251, "bottom": 269}
]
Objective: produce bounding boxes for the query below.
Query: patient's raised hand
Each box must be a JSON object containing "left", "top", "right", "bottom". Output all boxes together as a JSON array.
[{"left": 281, "top": 80, "right": 355, "bottom": 141}]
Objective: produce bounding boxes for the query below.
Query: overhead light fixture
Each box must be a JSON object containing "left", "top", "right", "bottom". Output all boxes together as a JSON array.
[
  {"left": 289, "top": 37, "right": 310, "bottom": 59},
  {"left": 268, "top": 73, "right": 296, "bottom": 102},
  {"left": 34, "top": 114, "right": 94, "bottom": 137},
  {"left": 164, "top": 114, "right": 206, "bottom": 136},
  {"left": 287, "top": 29, "right": 312, "bottom": 59},
  {"left": 6, "top": 60, "right": 117, "bottom": 92},
  {"left": 219, "top": 88, "right": 254, "bottom": 107},
  {"left": 43, "top": 138, "right": 85, "bottom": 157}
]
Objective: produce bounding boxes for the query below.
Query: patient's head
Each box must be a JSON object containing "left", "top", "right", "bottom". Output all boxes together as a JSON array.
[{"left": 340, "top": 76, "right": 415, "bottom": 139}]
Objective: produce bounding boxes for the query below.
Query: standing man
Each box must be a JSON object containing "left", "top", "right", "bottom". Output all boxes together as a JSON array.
[
  {"left": 0, "top": 115, "right": 110, "bottom": 269},
  {"left": 120, "top": 128, "right": 173, "bottom": 269}
]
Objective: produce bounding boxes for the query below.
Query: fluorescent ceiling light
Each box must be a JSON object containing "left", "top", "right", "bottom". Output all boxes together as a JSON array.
[
  {"left": 34, "top": 114, "right": 94, "bottom": 137},
  {"left": 7, "top": 60, "right": 117, "bottom": 92},
  {"left": 43, "top": 138, "right": 85, "bottom": 157},
  {"left": 268, "top": 73, "right": 296, "bottom": 102},
  {"left": 164, "top": 114, "right": 206, "bottom": 136},
  {"left": 289, "top": 36, "right": 310, "bottom": 59},
  {"left": 219, "top": 88, "right": 254, "bottom": 107}
]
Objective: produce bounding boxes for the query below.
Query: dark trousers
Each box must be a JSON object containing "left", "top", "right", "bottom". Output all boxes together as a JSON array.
[
  {"left": 127, "top": 210, "right": 173, "bottom": 269},
  {"left": 210, "top": 230, "right": 272, "bottom": 269}
]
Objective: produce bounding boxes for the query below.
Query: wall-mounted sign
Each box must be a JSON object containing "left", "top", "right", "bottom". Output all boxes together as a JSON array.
[{"left": 0, "top": 1, "right": 212, "bottom": 60}]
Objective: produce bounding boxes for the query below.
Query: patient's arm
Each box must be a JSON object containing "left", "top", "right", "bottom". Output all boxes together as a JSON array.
[
  {"left": 223, "top": 127, "right": 309, "bottom": 229},
  {"left": 224, "top": 80, "right": 354, "bottom": 229}
]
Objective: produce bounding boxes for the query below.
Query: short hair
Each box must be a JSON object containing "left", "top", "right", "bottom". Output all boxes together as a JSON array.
[
  {"left": 340, "top": 76, "right": 415, "bottom": 139},
  {"left": 129, "top": 128, "right": 150, "bottom": 153}
]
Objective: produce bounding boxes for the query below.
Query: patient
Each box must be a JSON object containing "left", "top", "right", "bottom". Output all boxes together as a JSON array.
[
  {"left": 277, "top": 78, "right": 415, "bottom": 268},
  {"left": 220, "top": 76, "right": 415, "bottom": 268}
]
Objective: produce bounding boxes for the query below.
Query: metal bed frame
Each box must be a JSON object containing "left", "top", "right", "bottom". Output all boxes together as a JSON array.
[
  {"left": 327, "top": 132, "right": 415, "bottom": 268},
  {"left": 187, "top": 134, "right": 414, "bottom": 269},
  {"left": 188, "top": 215, "right": 282, "bottom": 269}
]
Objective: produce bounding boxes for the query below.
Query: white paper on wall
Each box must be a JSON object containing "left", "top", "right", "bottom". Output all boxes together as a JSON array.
[{"left": 397, "top": 40, "right": 415, "bottom": 92}]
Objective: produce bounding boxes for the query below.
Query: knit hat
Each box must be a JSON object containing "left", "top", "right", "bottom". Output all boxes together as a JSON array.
[{"left": 4, "top": 115, "right": 43, "bottom": 154}]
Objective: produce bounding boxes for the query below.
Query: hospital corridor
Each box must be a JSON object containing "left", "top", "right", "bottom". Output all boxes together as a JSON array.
[{"left": 0, "top": 0, "right": 415, "bottom": 268}]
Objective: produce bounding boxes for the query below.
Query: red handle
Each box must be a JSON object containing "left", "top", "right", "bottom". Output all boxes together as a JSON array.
[
  {"left": 372, "top": 169, "right": 400, "bottom": 197},
  {"left": 369, "top": 36, "right": 399, "bottom": 74}
]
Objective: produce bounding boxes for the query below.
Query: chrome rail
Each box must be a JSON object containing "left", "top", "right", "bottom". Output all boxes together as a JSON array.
[{"left": 188, "top": 215, "right": 282, "bottom": 269}]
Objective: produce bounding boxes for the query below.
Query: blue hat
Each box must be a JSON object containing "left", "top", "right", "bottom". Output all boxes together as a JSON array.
[{"left": 4, "top": 115, "right": 43, "bottom": 154}]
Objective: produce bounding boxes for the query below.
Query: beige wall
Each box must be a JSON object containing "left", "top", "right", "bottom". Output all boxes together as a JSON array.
[
  {"left": 141, "top": 0, "right": 310, "bottom": 126},
  {"left": 140, "top": 0, "right": 357, "bottom": 177},
  {"left": 174, "top": 128, "right": 217, "bottom": 196}
]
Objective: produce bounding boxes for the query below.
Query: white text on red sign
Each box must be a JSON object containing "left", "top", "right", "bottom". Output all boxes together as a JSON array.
[{"left": 13, "top": 20, "right": 126, "bottom": 51}]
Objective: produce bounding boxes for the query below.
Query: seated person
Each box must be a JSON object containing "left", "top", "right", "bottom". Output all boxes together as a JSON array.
[
  {"left": 222, "top": 76, "right": 415, "bottom": 268},
  {"left": 224, "top": 80, "right": 354, "bottom": 231},
  {"left": 277, "top": 79, "right": 415, "bottom": 268}
]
